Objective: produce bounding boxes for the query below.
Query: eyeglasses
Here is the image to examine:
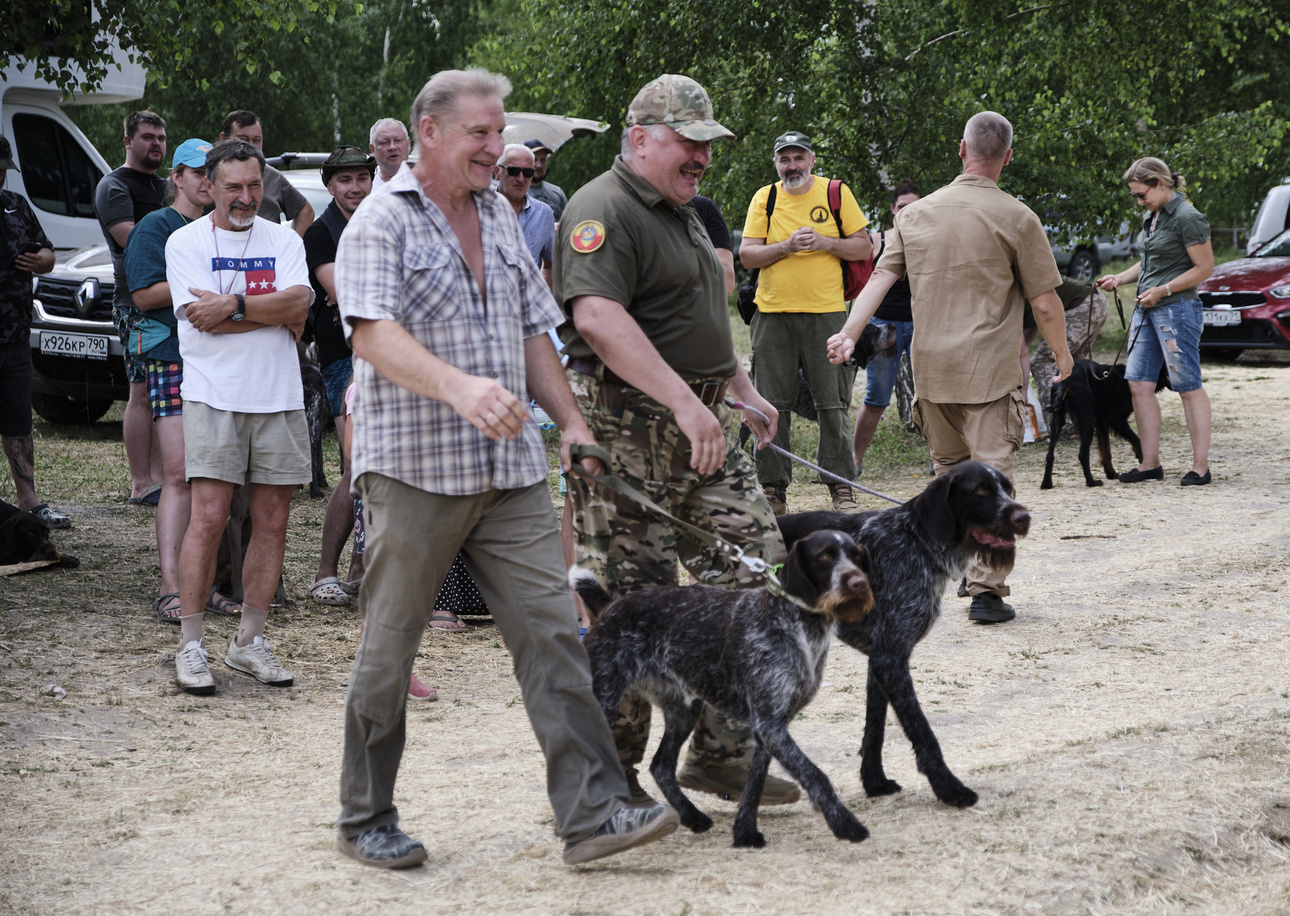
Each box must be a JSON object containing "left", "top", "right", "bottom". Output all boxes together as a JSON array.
[
  {"left": 1130, "top": 191, "right": 1149, "bottom": 201},
  {"left": 503, "top": 166, "right": 535, "bottom": 178}
]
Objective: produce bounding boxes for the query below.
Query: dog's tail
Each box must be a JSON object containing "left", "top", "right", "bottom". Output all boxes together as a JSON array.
[{"left": 568, "top": 567, "right": 611, "bottom": 623}]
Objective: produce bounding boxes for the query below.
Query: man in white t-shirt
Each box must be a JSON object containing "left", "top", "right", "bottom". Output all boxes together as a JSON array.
[
  {"left": 368, "top": 118, "right": 410, "bottom": 190},
  {"left": 164, "top": 139, "right": 314, "bottom": 696}
]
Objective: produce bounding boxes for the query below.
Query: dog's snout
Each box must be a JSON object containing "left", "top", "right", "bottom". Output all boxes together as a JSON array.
[{"left": 1011, "top": 505, "right": 1031, "bottom": 535}]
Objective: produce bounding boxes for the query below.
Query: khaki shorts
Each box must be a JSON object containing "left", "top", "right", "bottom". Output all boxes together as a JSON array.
[
  {"left": 912, "top": 389, "right": 1025, "bottom": 480},
  {"left": 182, "top": 400, "right": 311, "bottom": 486}
]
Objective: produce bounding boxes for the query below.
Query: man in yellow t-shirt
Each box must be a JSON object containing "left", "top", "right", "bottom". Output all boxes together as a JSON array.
[{"left": 740, "top": 131, "right": 871, "bottom": 513}]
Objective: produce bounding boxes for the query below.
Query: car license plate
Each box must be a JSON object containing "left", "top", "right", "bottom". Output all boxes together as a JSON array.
[
  {"left": 40, "top": 331, "right": 110, "bottom": 360},
  {"left": 1203, "top": 310, "right": 1241, "bottom": 326}
]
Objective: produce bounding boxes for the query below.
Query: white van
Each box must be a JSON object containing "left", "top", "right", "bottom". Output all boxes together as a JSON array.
[
  {"left": 1, "top": 50, "right": 146, "bottom": 249},
  {"left": 1247, "top": 180, "right": 1290, "bottom": 254}
]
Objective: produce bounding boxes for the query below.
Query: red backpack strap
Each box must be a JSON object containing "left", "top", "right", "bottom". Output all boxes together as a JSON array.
[{"left": 827, "top": 179, "right": 845, "bottom": 237}]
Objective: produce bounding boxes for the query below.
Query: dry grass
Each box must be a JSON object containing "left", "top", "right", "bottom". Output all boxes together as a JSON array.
[{"left": 3, "top": 350, "right": 1290, "bottom": 915}]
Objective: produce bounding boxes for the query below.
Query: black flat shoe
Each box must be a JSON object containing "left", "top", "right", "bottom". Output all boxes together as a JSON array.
[
  {"left": 1180, "top": 470, "right": 1212, "bottom": 486},
  {"left": 1119, "top": 466, "right": 1164, "bottom": 483}
]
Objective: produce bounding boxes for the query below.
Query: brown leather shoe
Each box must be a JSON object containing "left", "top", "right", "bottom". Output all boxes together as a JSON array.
[
  {"left": 677, "top": 762, "right": 801, "bottom": 805},
  {"left": 765, "top": 485, "right": 788, "bottom": 516},
  {"left": 828, "top": 483, "right": 860, "bottom": 513}
]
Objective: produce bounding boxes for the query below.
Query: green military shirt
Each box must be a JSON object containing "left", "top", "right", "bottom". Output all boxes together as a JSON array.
[
  {"left": 553, "top": 156, "right": 737, "bottom": 379},
  {"left": 1137, "top": 193, "right": 1210, "bottom": 305}
]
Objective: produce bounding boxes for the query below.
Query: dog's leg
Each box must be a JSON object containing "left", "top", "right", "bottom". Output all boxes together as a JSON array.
[
  {"left": 1041, "top": 397, "right": 1065, "bottom": 490},
  {"left": 871, "top": 652, "right": 978, "bottom": 808},
  {"left": 731, "top": 742, "right": 771, "bottom": 848},
  {"left": 1108, "top": 413, "right": 1143, "bottom": 464},
  {"left": 1075, "top": 409, "right": 1101, "bottom": 487},
  {"left": 860, "top": 664, "right": 902, "bottom": 796},
  {"left": 755, "top": 722, "right": 868, "bottom": 843},
  {"left": 1095, "top": 423, "right": 1116, "bottom": 481},
  {"left": 649, "top": 698, "right": 713, "bottom": 834}
]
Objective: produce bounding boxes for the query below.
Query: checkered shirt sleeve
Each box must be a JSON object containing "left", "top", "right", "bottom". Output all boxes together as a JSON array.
[{"left": 335, "top": 169, "right": 563, "bottom": 495}]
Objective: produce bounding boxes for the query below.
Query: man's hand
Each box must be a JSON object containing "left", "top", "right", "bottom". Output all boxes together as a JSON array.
[
  {"left": 444, "top": 374, "right": 529, "bottom": 441},
  {"left": 14, "top": 248, "right": 54, "bottom": 274},
  {"left": 740, "top": 396, "right": 778, "bottom": 448},
  {"left": 674, "top": 397, "right": 726, "bottom": 476},
  {"left": 1053, "top": 351, "right": 1075, "bottom": 385},
  {"left": 185, "top": 288, "right": 235, "bottom": 332},
  {"left": 560, "top": 426, "right": 606, "bottom": 477},
  {"left": 786, "top": 226, "right": 826, "bottom": 253},
  {"left": 826, "top": 330, "right": 856, "bottom": 365}
]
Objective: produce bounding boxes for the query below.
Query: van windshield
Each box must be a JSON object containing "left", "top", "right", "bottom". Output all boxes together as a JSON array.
[{"left": 1255, "top": 229, "right": 1290, "bottom": 258}]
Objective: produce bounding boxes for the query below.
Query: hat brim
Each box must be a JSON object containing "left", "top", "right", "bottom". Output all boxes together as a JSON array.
[
  {"left": 0, "top": 158, "right": 19, "bottom": 171},
  {"left": 669, "top": 120, "right": 736, "bottom": 142}
]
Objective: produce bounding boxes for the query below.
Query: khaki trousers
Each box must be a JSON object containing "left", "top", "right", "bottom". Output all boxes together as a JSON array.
[{"left": 912, "top": 390, "right": 1025, "bottom": 596}]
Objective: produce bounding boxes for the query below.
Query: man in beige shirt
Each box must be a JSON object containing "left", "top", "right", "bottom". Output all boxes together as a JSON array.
[{"left": 828, "top": 111, "right": 1073, "bottom": 624}]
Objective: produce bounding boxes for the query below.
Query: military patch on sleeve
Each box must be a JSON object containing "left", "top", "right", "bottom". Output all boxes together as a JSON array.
[{"left": 570, "top": 219, "right": 606, "bottom": 253}]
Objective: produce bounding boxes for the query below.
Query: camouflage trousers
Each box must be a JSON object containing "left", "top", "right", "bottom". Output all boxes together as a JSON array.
[
  {"left": 1031, "top": 289, "right": 1110, "bottom": 431},
  {"left": 566, "top": 367, "right": 786, "bottom": 769}
]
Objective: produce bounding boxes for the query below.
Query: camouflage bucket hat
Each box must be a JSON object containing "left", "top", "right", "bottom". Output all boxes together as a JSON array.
[
  {"left": 322, "top": 146, "right": 377, "bottom": 185},
  {"left": 625, "top": 74, "right": 735, "bottom": 142}
]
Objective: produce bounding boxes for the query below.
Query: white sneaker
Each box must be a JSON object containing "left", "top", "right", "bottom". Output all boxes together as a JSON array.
[
  {"left": 225, "top": 636, "right": 294, "bottom": 686},
  {"left": 176, "top": 639, "right": 215, "bottom": 695}
]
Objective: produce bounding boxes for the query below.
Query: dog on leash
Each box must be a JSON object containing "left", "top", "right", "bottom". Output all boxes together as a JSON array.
[
  {"left": 0, "top": 500, "right": 79, "bottom": 568},
  {"left": 1041, "top": 359, "right": 1168, "bottom": 489},
  {"left": 301, "top": 361, "right": 331, "bottom": 499},
  {"left": 777, "top": 462, "right": 1030, "bottom": 810},
  {"left": 572, "top": 530, "right": 874, "bottom": 848}
]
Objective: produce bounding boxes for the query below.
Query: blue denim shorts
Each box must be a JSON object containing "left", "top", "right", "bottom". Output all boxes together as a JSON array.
[
  {"left": 1124, "top": 297, "right": 1204, "bottom": 393},
  {"left": 863, "top": 318, "right": 914, "bottom": 408},
  {"left": 320, "top": 356, "right": 354, "bottom": 419}
]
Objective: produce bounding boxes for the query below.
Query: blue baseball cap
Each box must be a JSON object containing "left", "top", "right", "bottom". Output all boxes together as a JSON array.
[{"left": 172, "top": 138, "right": 214, "bottom": 169}]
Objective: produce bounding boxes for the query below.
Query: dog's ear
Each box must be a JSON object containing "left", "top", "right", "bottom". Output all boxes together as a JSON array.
[
  {"left": 778, "top": 540, "right": 820, "bottom": 608},
  {"left": 851, "top": 541, "right": 872, "bottom": 578},
  {"left": 911, "top": 471, "right": 958, "bottom": 544}
]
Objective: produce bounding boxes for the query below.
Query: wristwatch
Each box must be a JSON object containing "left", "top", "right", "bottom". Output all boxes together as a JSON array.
[{"left": 231, "top": 293, "right": 246, "bottom": 322}]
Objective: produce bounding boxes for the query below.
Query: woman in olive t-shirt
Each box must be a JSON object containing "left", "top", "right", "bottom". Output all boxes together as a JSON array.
[{"left": 1096, "top": 157, "right": 1214, "bottom": 486}]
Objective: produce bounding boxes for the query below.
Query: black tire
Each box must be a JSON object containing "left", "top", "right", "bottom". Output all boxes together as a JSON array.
[
  {"left": 1204, "top": 347, "right": 1244, "bottom": 361},
  {"left": 31, "top": 393, "right": 114, "bottom": 425},
  {"left": 895, "top": 350, "right": 917, "bottom": 431},
  {"left": 1067, "top": 248, "right": 1098, "bottom": 281}
]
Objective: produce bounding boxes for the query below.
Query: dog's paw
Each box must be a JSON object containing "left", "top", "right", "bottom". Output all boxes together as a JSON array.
[
  {"left": 681, "top": 810, "right": 714, "bottom": 834},
  {"left": 732, "top": 829, "right": 766, "bottom": 849},
  {"left": 831, "top": 815, "right": 869, "bottom": 843},
  {"left": 935, "top": 780, "right": 979, "bottom": 808},
  {"left": 1107, "top": 471, "right": 1120, "bottom": 480},
  {"left": 863, "top": 777, "right": 902, "bottom": 797},
  {"left": 1086, "top": 479, "right": 1104, "bottom": 487},
  {"left": 57, "top": 554, "right": 80, "bottom": 569},
  {"left": 1040, "top": 480, "right": 1054, "bottom": 490}
]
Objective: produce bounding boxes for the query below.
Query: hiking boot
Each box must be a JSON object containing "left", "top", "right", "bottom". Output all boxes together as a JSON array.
[
  {"left": 968, "top": 593, "right": 1016, "bottom": 624},
  {"left": 176, "top": 639, "right": 215, "bottom": 696},
  {"left": 765, "top": 485, "right": 788, "bottom": 516},
  {"left": 677, "top": 762, "right": 801, "bottom": 806},
  {"left": 30, "top": 503, "right": 71, "bottom": 529},
  {"left": 224, "top": 636, "right": 294, "bottom": 686},
  {"left": 828, "top": 483, "right": 860, "bottom": 513},
  {"left": 625, "top": 767, "right": 658, "bottom": 808},
  {"left": 562, "top": 802, "right": 680, "bottom": 865},
  {"left": 338, "top": 825, "right": 428, "bottom": 869}
]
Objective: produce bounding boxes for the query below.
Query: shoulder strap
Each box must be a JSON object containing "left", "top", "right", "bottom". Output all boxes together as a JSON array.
[{"left": 828, "top": 179, "right": 845, "bottom": 237}]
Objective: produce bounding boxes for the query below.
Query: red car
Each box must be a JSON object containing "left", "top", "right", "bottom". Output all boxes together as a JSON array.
[{"left": 1198, "top": 229, "right": 1290, "bottom": 358}]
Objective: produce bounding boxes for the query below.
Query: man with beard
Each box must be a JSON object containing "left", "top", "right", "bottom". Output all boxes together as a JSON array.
[
  {"left": 162, "top": 139, "right": 313, "bottom": 695},
  {"left": 217, "top": 110, "right": 315, "bottom": 236},
  {"left": 553, "top": 74, "right": 797, "bottom": 808},
  {"left": 95, "top": 109, "right": 168, "bottom": 506},
  {"left": 368, "top": 118, "right": 411, "bottom": 190},
  {"left": 523, "top": 138, "right": 568, "bottom": 221},
  {"left": 739, "top": 131, "right": 871, "bottom": 515}
]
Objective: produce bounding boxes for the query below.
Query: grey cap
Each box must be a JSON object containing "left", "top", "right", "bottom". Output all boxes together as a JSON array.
[
  {"left": 0, "top": 135, "right": 17, "bottom": 171},
  {"left": 625, "top": 74, "right": 734, "bottom": 142},
  {"left": 773, "top": 131, "right": 812, "bottom": 154}
]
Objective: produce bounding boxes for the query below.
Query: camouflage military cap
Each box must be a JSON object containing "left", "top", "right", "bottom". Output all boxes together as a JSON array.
[{"left": 625, "top": 74, "right": 735, "bottom": 142}]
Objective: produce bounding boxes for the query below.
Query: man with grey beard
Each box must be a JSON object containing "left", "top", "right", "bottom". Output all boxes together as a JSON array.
[
  {"left": 162, "top": 139, "right": 313, "bottom": 696},
  {"left": 739, "top": 131, "right": 872, "bottom": 515}
]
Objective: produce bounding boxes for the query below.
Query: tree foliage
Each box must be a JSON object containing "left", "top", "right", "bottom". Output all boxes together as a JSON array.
[{"left": 474, "top": 0, "right": 1290, "bottom": 236}]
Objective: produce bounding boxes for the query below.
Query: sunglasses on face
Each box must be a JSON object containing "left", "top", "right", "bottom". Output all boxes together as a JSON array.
[
  {"left": 1130, "top": 191, "right": 1149, "bottom": 201},
  {"left": 503, "top": 166, "right": 535, "bottom": 178}
]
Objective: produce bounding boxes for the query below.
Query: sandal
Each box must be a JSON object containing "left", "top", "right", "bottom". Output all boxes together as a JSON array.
[
  {"left": 152, "top": 593, "right": 182, "bottom": 625},
  {"left": 339, "top": 577, "right": 363, "bottom": 596},
  {"left": 309, "top": 576, "right": 352, "bottom": 606},
  {"left": 428, "top": 610, "right": 467, "bottom": 631},
  {"left": 204, "top": 587, "right": 241, "bottom": 617}
]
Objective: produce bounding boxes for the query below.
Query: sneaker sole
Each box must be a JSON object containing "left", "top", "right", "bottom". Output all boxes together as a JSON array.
[
  {"left": 177, "top": 679, "right": 215, "bottom": 696},
  {"left": 968, "top": 607, "right": 1016, "bottom": 624},
  {"left": 677, "top": 771, "right": 802, "bottom": 806},
  {"left": 562, "top": 808, "right": 680, "bottom": 865},
  {"left": 223, "top": 657, "right": 293, "bottom": 687},
  {"left": 337, "top": 833, "right": 428, "bottom": 869}
]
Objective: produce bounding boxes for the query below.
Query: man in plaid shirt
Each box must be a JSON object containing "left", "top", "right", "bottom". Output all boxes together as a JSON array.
[{"left": 333, "top": 69, "right": 680, "bottom": 869}]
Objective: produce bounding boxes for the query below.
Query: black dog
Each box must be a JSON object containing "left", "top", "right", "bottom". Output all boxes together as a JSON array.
[
  {"left": 301, "top": 361, "right": 331, "bottom": 499},
  {"left": 1041, "top": 359, "right": 1169, "bottom": 489},
  {"left": 573, "top": 530, "right": 873, "bottom": 848},
  {"left": 0, "top": 500, "right": 78, "bottom": 568},
  {"left": 777, "top": 462, "right": 1029, "bottom": 810}
]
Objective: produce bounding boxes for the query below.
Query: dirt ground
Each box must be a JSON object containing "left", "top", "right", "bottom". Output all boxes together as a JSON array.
[{"left": 3, "top": 352, "right": 1289, "bottom": 916}]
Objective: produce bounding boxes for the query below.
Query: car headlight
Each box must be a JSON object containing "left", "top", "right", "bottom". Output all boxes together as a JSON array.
[{"left": 1270, "top": 283, "right": 1290, "bottom": 299}]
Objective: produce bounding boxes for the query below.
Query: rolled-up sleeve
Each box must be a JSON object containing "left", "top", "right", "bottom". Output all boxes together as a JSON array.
[{"left": 336, "top": 209, "right": 404, "bottom": 336}]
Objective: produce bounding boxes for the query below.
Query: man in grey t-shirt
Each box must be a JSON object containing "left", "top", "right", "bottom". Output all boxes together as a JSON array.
[{"left": 218, "top": 109, "right": 314, "bottom": 235}]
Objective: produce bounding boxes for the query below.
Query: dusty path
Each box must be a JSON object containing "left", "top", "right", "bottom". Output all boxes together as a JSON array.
[{"left": 2, "top": 354, "right": 1289, "bottom": 915}]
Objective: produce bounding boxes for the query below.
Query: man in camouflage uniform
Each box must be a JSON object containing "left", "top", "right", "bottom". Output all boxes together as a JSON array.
[{"left": 553, "top": 74, "right": 800, "bottom": 806}]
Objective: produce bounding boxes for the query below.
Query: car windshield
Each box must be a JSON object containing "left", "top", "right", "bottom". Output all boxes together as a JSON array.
[{"left": 1255, "top": 229, "right": 1290, "bottom": 258}]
